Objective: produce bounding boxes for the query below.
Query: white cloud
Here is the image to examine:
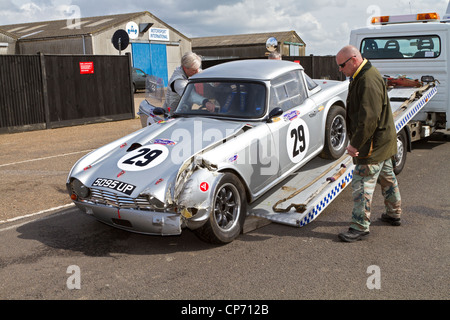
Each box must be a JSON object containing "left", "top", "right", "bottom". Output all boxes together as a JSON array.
[
  {"left": 1, "top": 0, "right": 449, "bottom": 55},
  {"left": 1, "top": 0, "right": 79, "bottom": 26}
]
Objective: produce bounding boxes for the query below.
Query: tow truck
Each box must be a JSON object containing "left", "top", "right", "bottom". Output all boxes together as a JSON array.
[
  {"left": 247, "top": 80, "right": 436, "bottom": 229},
  {"left": 247, "top": 7, "right": 449, "bottom": 230}
]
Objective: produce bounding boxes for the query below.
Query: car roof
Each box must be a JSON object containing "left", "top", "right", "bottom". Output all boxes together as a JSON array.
[{"left": 192, "top": 59, "right": 303, "bottom": 81}]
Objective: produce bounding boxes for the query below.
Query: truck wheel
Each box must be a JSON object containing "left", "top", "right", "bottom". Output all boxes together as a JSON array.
[
  {"left": 194, "top": 173, "right": 247, "bottom": 244},
  {"left": 320, "top": 105, "right": 348, "bottom": 159},
  {"left": 394, "top": 129, "right": 407, "bottom": 175}
]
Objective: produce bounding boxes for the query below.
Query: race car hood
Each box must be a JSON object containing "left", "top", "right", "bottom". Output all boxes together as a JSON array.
[{"left": 68, "top": 117, "right": 248, "bottom": 201}]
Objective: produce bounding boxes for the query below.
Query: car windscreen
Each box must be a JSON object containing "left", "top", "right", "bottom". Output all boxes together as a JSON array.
[
  {"left": 174, "top": 81, "right": 266, "bottom": 119},
  {"left": 361, "top": 35, "right": 441, "bottom": 59}
]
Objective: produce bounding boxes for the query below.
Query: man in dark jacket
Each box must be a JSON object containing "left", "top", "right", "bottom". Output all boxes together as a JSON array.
[{"left": 336, "top": 45, "right": 402, "bottom": 242}]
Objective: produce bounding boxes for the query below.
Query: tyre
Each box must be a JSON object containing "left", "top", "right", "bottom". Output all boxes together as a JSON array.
[
  {"left": 194, "top": 173, "right": 247, "bottom": 244},
  {"left": 320, "top": 105, "right": 348, "bottom": 159},
  {"left": 394, "top": 129, "right": 407, "bottom": 175}
]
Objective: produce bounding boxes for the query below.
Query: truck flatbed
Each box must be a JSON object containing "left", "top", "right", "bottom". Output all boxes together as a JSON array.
[{"left": 245, "top": 83, "right": 437, "bottom": 229}]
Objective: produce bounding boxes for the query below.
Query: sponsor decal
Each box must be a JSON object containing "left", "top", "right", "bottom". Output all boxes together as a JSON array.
[
  {"left": 153, "top": 138, "right": 176, "bottom": 146},
  {"left": 283, "top": 110, "right": 300, "bottom": 121},
  {"left": 157, "top": 118, "right": 175, "bottom": 124},
  {"left": 200, "top": 182, "right": 209, "bottom": 192},
  {"left": 228, "top": 154, "right": 238, "bottom": 163},
  {"left": 92, "top": 178, "right": 136, "bottom": 195}
]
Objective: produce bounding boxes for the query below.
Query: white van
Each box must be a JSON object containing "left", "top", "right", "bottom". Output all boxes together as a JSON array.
[{"left": 350, "top": 8, "right": 450, "bottom": 132}]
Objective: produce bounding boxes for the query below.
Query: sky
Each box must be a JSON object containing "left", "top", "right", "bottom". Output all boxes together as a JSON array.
[{"left": 1, "top": 0, "right": 449, "bottom": 55}]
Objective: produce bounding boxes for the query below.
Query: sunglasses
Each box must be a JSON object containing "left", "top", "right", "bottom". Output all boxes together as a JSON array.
[{"left": 338, "top": 56, "right": 355, "bottom": 68}]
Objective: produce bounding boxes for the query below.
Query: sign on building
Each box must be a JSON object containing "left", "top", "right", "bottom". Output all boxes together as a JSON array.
[
  {"left": 149, "top": 28, "right": 169, "bottom": 42},
  {"left": 126, "top": 21, "right": 139, "bottom": 40}
]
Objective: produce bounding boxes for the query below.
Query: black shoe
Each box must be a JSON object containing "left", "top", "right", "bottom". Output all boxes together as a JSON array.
[
  {"left": 380, "top": 213, "right": 401, "bottom": 226},
  {"left": 338, "top": 228, "right": 370, "bottom": 242}
]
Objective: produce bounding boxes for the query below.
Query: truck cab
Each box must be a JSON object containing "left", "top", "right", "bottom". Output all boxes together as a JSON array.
[{"left": 350, "top": 10, "right": 450, "bottom": 131}]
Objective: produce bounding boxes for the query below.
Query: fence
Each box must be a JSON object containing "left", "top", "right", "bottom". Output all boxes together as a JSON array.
[
  {"left": 0, "top": 53, "right": 134, "bottom": 133},
  {"left": 202, "top": 55, "right": 345, "bottom": 81}
]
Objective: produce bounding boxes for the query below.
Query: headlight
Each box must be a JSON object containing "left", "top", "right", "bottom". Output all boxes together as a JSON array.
[{"left": 71, "top": 179, "right": 90, "bottom": 199}]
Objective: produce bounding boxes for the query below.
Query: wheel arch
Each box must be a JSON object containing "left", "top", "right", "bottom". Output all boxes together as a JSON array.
[{"left": 218, "top": 168, "right": 252, "bottom": 204}]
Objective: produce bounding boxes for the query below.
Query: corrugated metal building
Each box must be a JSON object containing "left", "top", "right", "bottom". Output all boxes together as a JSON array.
[
  {"left": 192, "top": 31, "right": 306, "bottom": 60},
  {"left": 0, "top": 29, "right": 16, "bottom": 54},
  {"left": 0, "top": 11, "right": 191, "bottom": 86}
]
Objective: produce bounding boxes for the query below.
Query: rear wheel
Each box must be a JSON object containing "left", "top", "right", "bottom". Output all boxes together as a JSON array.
[
  {"left": 394, "top": 129, "right": 407, "bottom": 175},
  {"left": 320, "top": 105, "right": 348, "bottom": 159},
  {"left": 194, "top": 173, "right": 247, "bottom": 244}
]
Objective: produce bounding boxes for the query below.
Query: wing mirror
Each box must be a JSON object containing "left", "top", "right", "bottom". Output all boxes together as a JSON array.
[
  {"left": 267, "top": 107, "right": 283, "bottom": 123},
  {"left": 153, "top": 107, "right": 167, "bottom": 116}
]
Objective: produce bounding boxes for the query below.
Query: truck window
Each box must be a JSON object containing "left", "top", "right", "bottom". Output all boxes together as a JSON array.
[{"left": 361, "top": 35, "right": 441, "bottom": 59}]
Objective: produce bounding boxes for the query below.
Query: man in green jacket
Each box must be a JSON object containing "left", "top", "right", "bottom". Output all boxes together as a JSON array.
[{"left": 336, "top": 45, "right": 402, "bottom": 242}]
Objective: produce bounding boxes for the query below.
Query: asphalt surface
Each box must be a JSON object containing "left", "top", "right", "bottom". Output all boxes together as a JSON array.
[{"left": 0, "top": 101, "right": 448, "bottom": 307}]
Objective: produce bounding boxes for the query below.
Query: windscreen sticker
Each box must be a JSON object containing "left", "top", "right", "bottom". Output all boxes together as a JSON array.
[
  {"left": 118, "top": 144, "right": 169, "bottom": 171},
  {"left": 286, "top": 118, "right": 310, "bottom": 163}
]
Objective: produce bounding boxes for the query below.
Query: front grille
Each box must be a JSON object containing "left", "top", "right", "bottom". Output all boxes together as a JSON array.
[{"left": 87, "top": 188, "right": 153, "bottom": 210}]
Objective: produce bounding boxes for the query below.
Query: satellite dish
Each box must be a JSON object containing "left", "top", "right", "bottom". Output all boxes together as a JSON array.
[
  {"left": 266, "top": 37, "right": 278, "bottom": 52},
  {"left": 112, "top": 29, "right": 129, "bottom": 53}
]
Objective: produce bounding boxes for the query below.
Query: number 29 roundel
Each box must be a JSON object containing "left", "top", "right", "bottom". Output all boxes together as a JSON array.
[
  {"left": 286, "top": 118, "right": 309, "bottom": 163},
  {"left": 117, "top": 145, "right": 169, "bottom": 171}
]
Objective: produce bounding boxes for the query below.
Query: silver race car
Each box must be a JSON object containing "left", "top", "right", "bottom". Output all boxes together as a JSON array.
[{"left": 67, "top": 59, "right": 348, "bottom": 243}]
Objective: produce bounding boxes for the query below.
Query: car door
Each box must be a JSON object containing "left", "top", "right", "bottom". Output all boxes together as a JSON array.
[
  {"left": 267, "top": 70, "right": 322, "bottom": 175},
  {"left": 133, "top": 68, "right": 147, "bottom": 89}
]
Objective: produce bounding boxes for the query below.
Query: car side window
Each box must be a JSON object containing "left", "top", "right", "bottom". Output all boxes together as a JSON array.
[
  {"left": 136, "top": 69, "right": 145, "bottom": 76},
  {"left": 269, "top": 71, "right": 307, "bottom": 112}
]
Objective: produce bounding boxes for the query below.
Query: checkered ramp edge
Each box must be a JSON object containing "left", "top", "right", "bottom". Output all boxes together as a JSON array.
[
  {"left": 395, "top": 87, "right": 437, "bottom": 133},
  {"left": 298, "top": 168, "right": 354, "bottom": 227}
]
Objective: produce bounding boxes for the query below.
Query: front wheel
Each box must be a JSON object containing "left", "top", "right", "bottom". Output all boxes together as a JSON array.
[
  {"left": 320, "top": 105, "right": 348, "bottom": 159},
  {"left": 194, "top": 173, "right": 247, "bottom": 244}
]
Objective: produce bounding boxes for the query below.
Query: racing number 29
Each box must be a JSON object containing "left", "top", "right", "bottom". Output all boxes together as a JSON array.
[
  {"left": 122, "top": 147, "right": 162, "bottom": 167},
  {"left": 290, "top": 125, "right": 306, "bottom": 157}
]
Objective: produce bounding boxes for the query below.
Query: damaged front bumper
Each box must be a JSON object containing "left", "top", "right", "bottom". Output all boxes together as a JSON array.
[{"left": 74, "top": 201, "right": 182, "bottom": 236}]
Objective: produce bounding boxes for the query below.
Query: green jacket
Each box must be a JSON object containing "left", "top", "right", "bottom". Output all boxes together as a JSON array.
[{"left": 346, "top": 60, "right": 397, "bottom": 164}]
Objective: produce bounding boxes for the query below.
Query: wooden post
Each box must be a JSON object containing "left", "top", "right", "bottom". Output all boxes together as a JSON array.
[{"left": 39, "top": 52, "right": 51, "bottom": 129}]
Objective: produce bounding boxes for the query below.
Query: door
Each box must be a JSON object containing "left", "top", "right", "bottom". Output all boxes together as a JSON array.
[
  {"left": 268, "top": 70, "right": 321, "bottom": 175},
  {"left": 131, "top": 43, "right": 169, "bottom": 87}
]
